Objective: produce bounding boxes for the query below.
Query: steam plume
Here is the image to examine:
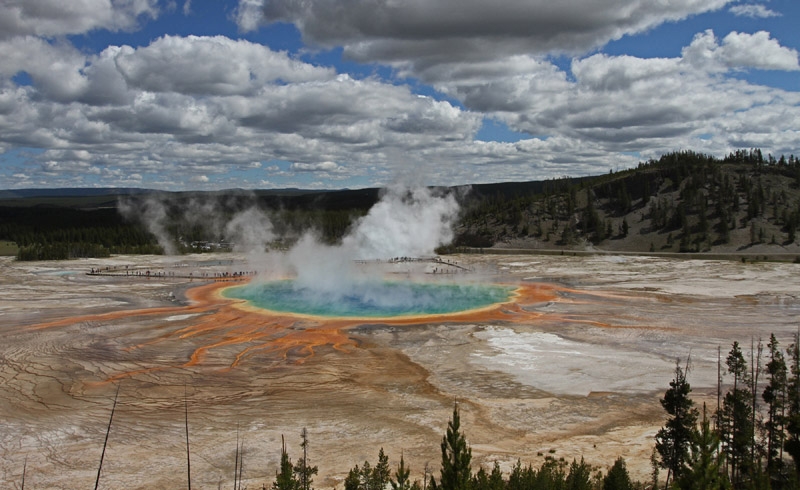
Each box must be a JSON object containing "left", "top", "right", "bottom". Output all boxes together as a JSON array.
[
  {"left": 287, "top": 183, "right": 462, "bottom": 297},
  {"left": 118, "top": 194, "right": 176, "bottom": 255},
  {"left": 341, "top": 184, "right": 459, "bottom": 259}
]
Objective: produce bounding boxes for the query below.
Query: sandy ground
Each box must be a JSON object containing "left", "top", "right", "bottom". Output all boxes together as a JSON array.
[{"left": 1, "top": 253, "right": 799, "bottom": 489}]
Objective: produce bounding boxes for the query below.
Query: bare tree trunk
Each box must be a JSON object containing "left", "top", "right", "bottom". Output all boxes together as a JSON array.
[
  {"left": 234, "top": 424, "right": 240, "bottom": 490},
  {"left": 717, "top": 346, "right": 722, "bottom": 429},
  {"left": 95, "top": 383, "right": 121, "bottom": 490},
  {"left": 752, "top": 338, "right": 763, "bottom": 472},
  {"left": 185, "top": 384, "right": 192, "bottom": 490}
]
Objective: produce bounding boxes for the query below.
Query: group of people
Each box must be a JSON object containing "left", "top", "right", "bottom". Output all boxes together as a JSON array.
[{"left": 87, "top": 265, "right": 257, "bottom": 281}]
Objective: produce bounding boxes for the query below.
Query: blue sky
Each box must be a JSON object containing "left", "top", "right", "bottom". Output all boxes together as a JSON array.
[{"left": 0, "top": 0, "right": 798, "bottom": 190}]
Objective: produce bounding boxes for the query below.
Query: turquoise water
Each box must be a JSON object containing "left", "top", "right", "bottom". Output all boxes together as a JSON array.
[{"left": 224, "top": 279, "right": 514, "bottom": 318}]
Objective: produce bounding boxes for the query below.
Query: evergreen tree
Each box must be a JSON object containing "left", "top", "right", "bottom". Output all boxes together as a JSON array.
[
  {"left": 565, "top": 458, "right": 593, "bottom": 490},
  {"left": 720, "top": 341, "right": 754, "bottom": 485},
  {"left": 371, "top": 448, "right": 391, "bottom": 490},
  {"left": 506, "top": 460, "right": 524, "bottom": 490},
  {"left": 534, "top": 458, "right": 567, "bottom": 490},
  {"left": 293, "top": 428, "right": 318, "bottom": 490},
  {"left": 763, "top": 333, "right": 788, "bottom": 477},
  {"left": 785, "top": 332, "right": 800, "bottom": 477},
  {"left": 676, "top": 405, "right": 729, "bottom": 490},
  {"left": 472, "top": 467, "right": 489, "bottom": 490},
  {"left": 602, "top": 458, "right": 632, "bottom": 490},
  {"left": 360, "top": 461, "right": 374, "bottom": 490},
  {"left": 487, "top": 462, "right": 504, "bottom": 490},
  {"left": 472, "top": 461, "right": 512, "bottom": 490},
  {"left": 438, "top": 403, "right": 472, "bottom": 490},
  {"left": 274, "top": 437, "right": 300, "bottom": 490},
  {"left": 346, "top": 466, "right": 363, "bottom": 490},
  {"left": 655, "top": 360, "right": 699, "bottom": 487},
  {"left": 391, "top": 453, "right": 411, "bottom": 490}
]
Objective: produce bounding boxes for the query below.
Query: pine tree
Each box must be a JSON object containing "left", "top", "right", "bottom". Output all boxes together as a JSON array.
[
  {"left": 487, "top": 462, "right": 504, "bottom": 490},
  {"left": 602, "top": 458, "right": 632, "bottom": 490},
  {"left": 720, "top": 341, "right": 754, "bottom": 485},
  {"left": 566, "top": 458, "right": 593, "bottom": 490},
  {"left": 345, "top": 466, "right": 363, "bottom": 490},
  {"left": 371, "top": 448, "right": 391, "bottom": 490},
  {"left": 273, "top": 436, "right": 299, "bottom": 490},
  {"left": 391, "top": 453, "right": 411, "bottom": 490},
  {"left": 655, "top": 360, "right": 699, "bottom": 487},
  {"left": 535, "top": 458, "right": 566, "bottom": 489},
  {"left": 472, "top": 467, "right": 489, "bottom": 490},
  {"left": 293, "top": 428, "right": 318, "bottom": 490},
  {"left": 785, "top": 332, "right": 800, "bottom": 477},
  {"left": 763, "top": 333, "right": 788, "bottom": 477},
  {"left": 438, "top": 403, "right": 472, "bottom": 490},
  {"left": 676, "top": 405, "right": 729, "bottom": 490}
]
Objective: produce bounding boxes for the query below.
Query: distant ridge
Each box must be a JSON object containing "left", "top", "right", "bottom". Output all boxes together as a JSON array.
[
  {"left": 0, "top": 186, "right": 357, "bottom": 200},
  {"left": 0, "top": 188, "right": 151, "bottom": 199}
]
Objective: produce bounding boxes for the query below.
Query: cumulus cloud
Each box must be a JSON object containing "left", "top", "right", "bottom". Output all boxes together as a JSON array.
[
  {"left": 0, "top": 0, "right": 159, "bottom": 39},
  {"left": 114, "top": 35, "right": 333, "bottom": 96},
  {"left": 0, "top": 37, "right": 89, "bottom": 102},
  {"left": 682, "top": 30, "right": 800, "bottom": 72},
  {"left": 236, "top": 0, "right": 733, "bottom": 63},
  {"left": 418, "top": 29, "right": 800, "bottom": 164},
  {"left": 1, "top": 2, "right": 798, "bottom": 191},
  {"left": 0, "top": 33, "right": 485, "bottom": 189},
  {"left": 290, "top": 161, "right": 343, "bottom": 172},
  {"left": 729, "top": 4, "right": 781, "bottom": 18}
]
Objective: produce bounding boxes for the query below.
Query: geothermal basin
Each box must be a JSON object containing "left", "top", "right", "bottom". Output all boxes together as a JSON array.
[
  {"left": 1, "top": 253, "right": 799, "bottom": 489},
  {"left": 223, "top": 279, "right": 516, "bottom": 318}
]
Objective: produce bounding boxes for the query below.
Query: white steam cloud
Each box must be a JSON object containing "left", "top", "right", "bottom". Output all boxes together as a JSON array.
[
  {"left": 287, "top": 184, "right": 461, "bottom": 295},
  {"left": 341, "top": 184, "right": 460, "bottom": 259},
  {"left": 119, "top": 184, "right": 465, "bottom": 306},
  {"left": 225, "top": 207, "right": 275, "bottom": 253},
  {"left": 118, "top": 194, "right": 177, "bottom": 255}
]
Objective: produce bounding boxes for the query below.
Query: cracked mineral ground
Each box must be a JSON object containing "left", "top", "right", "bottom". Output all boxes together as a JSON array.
[{"left": 2, "top": 253, "right": 799, "bottom": 489}]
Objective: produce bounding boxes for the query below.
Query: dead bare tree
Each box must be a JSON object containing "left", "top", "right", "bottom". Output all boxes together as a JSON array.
[
  {"left": 185, "top": 384, "right": 192, "bottom": 490},
  {"left": 95, "top": 383, "right": 121, "bottom": 490},
  {"left": 21, "top": 456, "right": 26, "bottom": 490}
]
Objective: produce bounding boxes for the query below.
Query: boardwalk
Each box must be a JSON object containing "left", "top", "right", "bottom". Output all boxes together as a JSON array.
[{"left": 87, "top": 265, "right": 255, "bottom": 282}]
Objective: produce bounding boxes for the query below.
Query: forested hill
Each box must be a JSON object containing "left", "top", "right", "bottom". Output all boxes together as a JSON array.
[
  {"left": 2, "top": 149, "right": 800, "bottom": 260},
  {"left": 454, "top": 149, "right": 800, "bottom": 257}
]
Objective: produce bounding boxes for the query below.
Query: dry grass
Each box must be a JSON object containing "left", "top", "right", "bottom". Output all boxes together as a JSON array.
[{"left": 0, "top": 241, "right": 18, "bottom": 256}]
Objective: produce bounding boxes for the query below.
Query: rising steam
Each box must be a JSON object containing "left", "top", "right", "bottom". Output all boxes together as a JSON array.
[
  {"left": 341, "top": 184, "right": 460, "bottom": 259},
  {"left": 118, "top": 183, "right": 464, "bottom": 304},
  {"left": 288, "top": 184, "right": 460, "bottom": 292},
  {"left": 118, "top": 194, "right": 177, "bottom": 255}
]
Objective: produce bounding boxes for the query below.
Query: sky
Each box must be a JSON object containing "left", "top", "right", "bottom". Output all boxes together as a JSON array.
[{"left": 0, "top": 0, "right": 798, "bottom": 191}]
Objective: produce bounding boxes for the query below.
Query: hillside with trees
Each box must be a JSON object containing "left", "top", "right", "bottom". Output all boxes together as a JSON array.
[{"left": 454, "top": 150, "right": 800, "bottom": 257}]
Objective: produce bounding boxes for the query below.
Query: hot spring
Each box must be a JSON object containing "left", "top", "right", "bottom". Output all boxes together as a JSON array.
[{"left": 223, "top": 279, "right": 516, "bottom": 319}]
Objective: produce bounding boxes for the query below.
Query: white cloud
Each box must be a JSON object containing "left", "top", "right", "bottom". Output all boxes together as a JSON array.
[
  {"left": 0, "top": 37, "right": 89, "bottom": 102},
  {"left": 234, "top": 0, "right": 266, "bottom": 32},
  {"left": 683, "top": 30, "right": 800, "bottom": 72},
  {"left": 0, "top": 0, "right": 160, "bottom": 39},
  {"left": 114, "top": 35, "right": 334, "bottom": 96},
  {"left": 290, "top": 161, "right": 342, "bottom": 172},
  {"left": 0, "top": 34, "right": 486, "bottom": 188},
  {"left": 729, "top": 4, "right": 781, "bottom": 18},
  {"left": 1, "top": 11, "right": 798, "bottom": 191},
  {"left": 237, "top": 0, "right": 733, "bottom": 63},
  {"left": 420, "top": 30, "right": 800, "bottom": 163}
]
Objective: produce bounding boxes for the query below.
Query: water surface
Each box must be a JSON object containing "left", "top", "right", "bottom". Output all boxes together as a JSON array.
[{"left": 224, "top": 279, "right": 514, "bottom": 318}]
